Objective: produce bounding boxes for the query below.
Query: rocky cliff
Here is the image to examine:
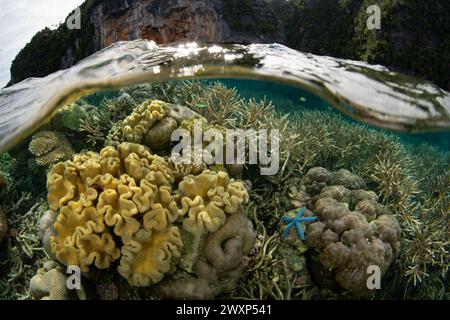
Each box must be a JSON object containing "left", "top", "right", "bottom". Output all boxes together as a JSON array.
[
  {"left": 9, "top": 0, "right": 283, "bottom": 84},
  {"left": 9, "top": 0, "right": 450, "bottom": 90}
]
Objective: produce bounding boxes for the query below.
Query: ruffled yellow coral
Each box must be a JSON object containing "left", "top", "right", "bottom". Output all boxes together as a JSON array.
[
  {"left": 121, "top": 100, "right": 168, "bottom": 143},
  {"left": 177, "top": 170, "right": 249, "bottom": 233},
  {"left": 47, "top": 142, "right": 181, "bottom": 274},
  {"left": 118, "top": 226, "right": 183, "bottom": 286}
]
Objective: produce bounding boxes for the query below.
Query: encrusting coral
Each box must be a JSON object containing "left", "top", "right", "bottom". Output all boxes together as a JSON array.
[
  {"left": 302, "top": 167, "right": 401, "bottom": 297},
  {"left": 28, "top": 130, "right": 75, "bottom": 166}
]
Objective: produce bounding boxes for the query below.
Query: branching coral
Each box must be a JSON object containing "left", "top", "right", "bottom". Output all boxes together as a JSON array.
[
  {"left": 29, "top": 130, "right": 75, "bottom": 166},
  {"left": 176, "top": 170, "right": 249, "bottom": 233},
  {"left": 0, "top": 195, "right": 47, "bottom": 300}
]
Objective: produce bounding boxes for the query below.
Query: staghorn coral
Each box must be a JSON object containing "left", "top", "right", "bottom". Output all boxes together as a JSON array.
[
  {"left": 176, "top": 170, "right": 249, "bottom": 233},
  {"left": 46, "top": 142, "right": 181, "bottom": 276},
  {"left": 153, "top": 212, "right": 255, "bottom": 299},
  {"left": 29, "top": 130, "right": 75, "bottom": 166},
  {"left": 29, "top": 261, "right": 71, "bottom": 300},
  {"left": 303, "top": 167, "right": 401, "bottom": 297}
]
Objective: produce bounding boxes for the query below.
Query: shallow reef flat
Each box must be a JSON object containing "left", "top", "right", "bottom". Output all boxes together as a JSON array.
[{"left": 0, "top": 80, "right": 448, "bottom": 300}]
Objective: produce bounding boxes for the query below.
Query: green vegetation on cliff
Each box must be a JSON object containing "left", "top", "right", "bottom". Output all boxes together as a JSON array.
[
  {"left": 9, "top": 0, "right": 98, "bottom": 84},
  {"left": 275, "top": 0, "right": 450, "bottom": 90},
  {"left": 220, "top": 0, "right": 279, "bottom": 34}
]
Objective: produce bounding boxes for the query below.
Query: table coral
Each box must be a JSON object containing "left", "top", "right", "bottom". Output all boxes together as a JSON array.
[
  {"left": 302, "top": 167, "right": 401, "bottom": 297},
  {"left": 28, "top": 130, "right": 75, "bottom": 166},
  {"left": 177, "top": 170, "right": 249, "bottom": 233}
]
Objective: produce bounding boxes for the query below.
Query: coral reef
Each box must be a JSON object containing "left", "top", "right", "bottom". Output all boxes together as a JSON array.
[
  {"left": 303, "top": 167, "right": 401, "bottom": 297},
  {"left": 44, "top": 141, "right": 253, "bottom": 294},
  {"left": 28, "top": 131, "right": 75, "bottom": 166},
  {"left": 0, "top": 195, "right": 47, "bottom": 300},
  {"left": 153, "top": 212, "right": 255, "bottom": 299}
]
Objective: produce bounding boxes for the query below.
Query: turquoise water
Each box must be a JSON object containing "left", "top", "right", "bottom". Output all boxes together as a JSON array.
[{"left": 216, "top": 79, "right": 450, "bottom": 152}]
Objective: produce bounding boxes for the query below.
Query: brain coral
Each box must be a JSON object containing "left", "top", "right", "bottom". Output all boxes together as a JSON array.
[
  {"left": 29, "top": 130, "right": 75, "bottom": 166},
  {"left": 176, "top": 170, "right": 249, "bottom": 233},
  {"left": 303, "top": 167, "right": 401, "bottom": 297},
  {"left": 47, "top": 142, "right": 182, "bottom": 276}
]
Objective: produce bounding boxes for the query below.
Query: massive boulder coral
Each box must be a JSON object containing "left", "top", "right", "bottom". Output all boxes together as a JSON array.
[
  {"left": 302, "top": 167, "right": 401, "bottom": 297},
  {"left": 29, "top": 260, "right": 87, "bottom": 300},
  {"left": 153, "top": 212, "right": 256, "bottom": 299},
  {"left": 176, "top": 170, "right": 249, "bottom": 233}
]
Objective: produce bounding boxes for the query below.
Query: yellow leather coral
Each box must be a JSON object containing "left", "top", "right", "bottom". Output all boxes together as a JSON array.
[
  {"left": 121, "top": 100, "right": 168, "bottom": 143},
  {"left": 177, "top": 170, "right": 249, "bottom": 233},
  {"left": 47, "top": 142, "right": 181, "bottom": 274},
  {"left": 118, "top": 226, "right": 183, "bottom": 286}
]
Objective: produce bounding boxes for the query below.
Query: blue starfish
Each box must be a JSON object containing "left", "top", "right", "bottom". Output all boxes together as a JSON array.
[{"left": 281, "top": 207, "right": 318, "bottom": 241}]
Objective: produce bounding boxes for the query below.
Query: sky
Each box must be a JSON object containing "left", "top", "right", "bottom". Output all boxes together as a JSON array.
[{"left": 0, "top": 0, "right": 84, "bottom": 87}]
